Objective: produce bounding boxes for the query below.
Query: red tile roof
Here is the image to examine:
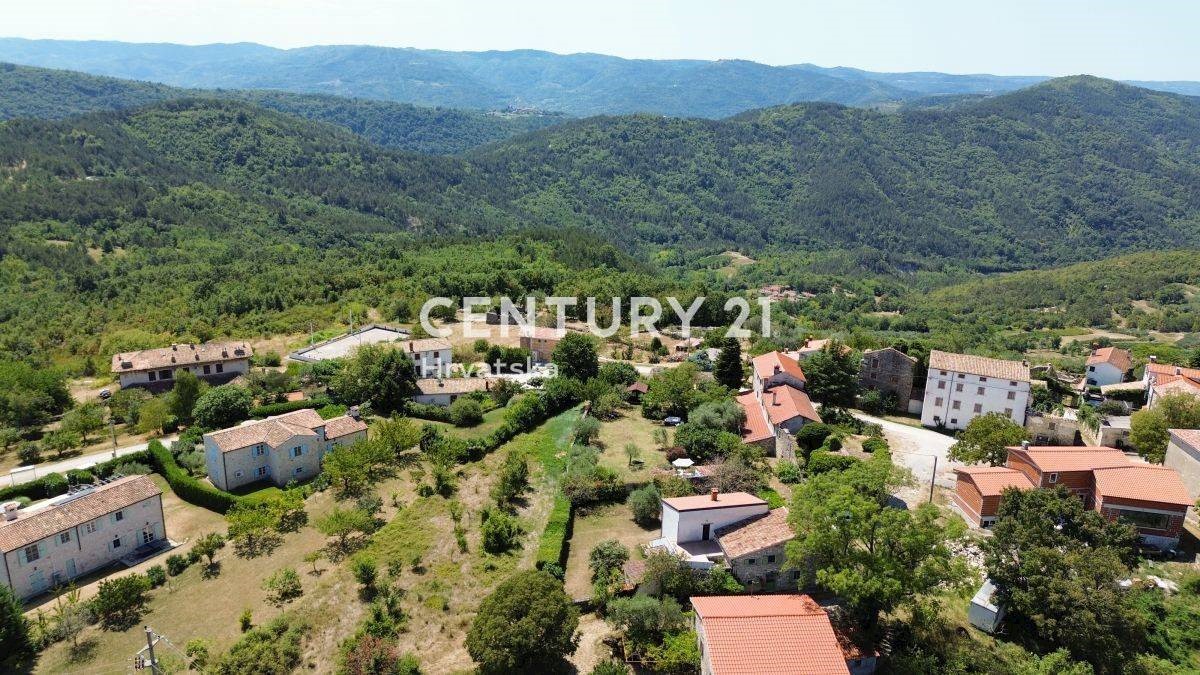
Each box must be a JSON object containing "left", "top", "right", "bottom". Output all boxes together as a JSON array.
[
  {"left": 762, "top": 384, "right": 822, "bottom": 425},
  {"left": 1171, "top": 428, "right": 1200, "bottom": 451},
  {"left": 662, "top": 491, "right": 766, "bottom": 512},
  {"left": 752, "top": 351, "right": 806, "bottom": 383},
  {"left": 205, "top": 409, "right": 362, "bottom": 453},
  {"left": 415, "top": 377, "right": 493, "bottom": 395},
  {"left": 955, "top": 466, "right": 1035, "bottom": 496},
  {"left": 1008, "top": 445, "right": 1131, "bottom": 472},
  {"left": 1093, "top": 465, "right": 1193, "bottom": 507},
  {"left": 1153, "top": 376, "right": 1200, "bottom": 398},
  {"left": 928, "top": 350, "right": 1029, "bottom": 382},
  {"left": 1087, "top": 347, "right": 1132, "bottom": 372},
  {"left": 626, "top": 381, "right": 649, "bottom": 394},
  {"left": 0, "top": 476, "right": 161, "bottom": 553},
  {"left": 736, "top": 391, "right": 773, "bottom": 443},
  {"left": 716, "top": 507, "right": 793, "bottom": 558},
  {"left": 111, "top": 341, "right": 251, "bottom": 373},
  {"left": 1147, "top": 362, "right": 1200, "bottom": 381},
  {"left": 691, "top": 595, "right": 850, "bottom": 675}
]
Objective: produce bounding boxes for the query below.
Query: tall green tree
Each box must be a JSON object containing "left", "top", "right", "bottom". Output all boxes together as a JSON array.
[
  {"left": 192, "top": 385, "right": 253, "bottom": 430},
  {"left": 169, "top": 369, "right": 203, "bottom": 422},
  {"left": 0, "top": 584, "right": 30, "bottom": 657},
  {"left": 61, "top": 401, "right": 105, "bottom": 443},
  {"left": 333, "top": 345, "right": 417, "bottom": 415},
  {"left": 803, "top": 340, "right": 859, "bottom": 408},
  {"left": 786, "top": 452, "right": 969, "bottom": 629},
  {"left": 713, "top": 337, "right": 743, "bottom": 390},
  {"left": 1130, "top": 393, "right": 1200, "bottom": 462},
  {"left": 466, "top": 570, "right": 579, "bottom": 674},
  {"left": 552, "top": 332, "right": 599, "bottom": 382},
  {"left": 948, "top": 412, "right": 1030, "bottom": 466}
]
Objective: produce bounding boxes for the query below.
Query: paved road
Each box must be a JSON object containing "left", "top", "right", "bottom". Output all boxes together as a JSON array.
[
  {"left": 853, "top": 412, "right": 960, "bottom": 490},
  {"left": 5, "top": 435, "right": 176, "bottom": 487}
]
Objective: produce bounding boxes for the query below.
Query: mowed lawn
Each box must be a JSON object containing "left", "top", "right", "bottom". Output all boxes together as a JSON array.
[
  {"left": 419, "top": 405, "right": 508, "bottom": 441},
  {"left": 29, "top": 408, "right": 583, "bottom": 675},
  {"left": 563, "top": 502, "right": 658, "bottom": 600},
  {"left": 594, "top": 408, "right": 671, "bottom": 483}
]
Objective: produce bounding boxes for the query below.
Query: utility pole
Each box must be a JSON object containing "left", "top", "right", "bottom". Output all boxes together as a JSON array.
[
  {"left": 144, "top": 625, "right": 159, "bottom": 674},
  {"left": 928, "top": 455, "right": 938, "bottom": 503}
]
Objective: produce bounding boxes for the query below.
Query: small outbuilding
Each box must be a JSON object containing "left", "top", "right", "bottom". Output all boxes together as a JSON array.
[{"left": 968, "top": 578, "right": 1005, "bottom": 634}]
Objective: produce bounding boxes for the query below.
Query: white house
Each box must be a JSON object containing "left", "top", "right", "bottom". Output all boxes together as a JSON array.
[
  {"left": 204, "top": 409, "right": 367, "bottom": 490},
  {"left": 656, "top": 490, "right": 768, "bottom": 566},
  {"left": 921, "top": 351, "right": 1031, "bottom": 431},
  {"left": 399, "top": 338, "right": 454, "bottom": 378},
  {"left": 111, "top": 342, "right": 252, "bottom": 389},
  {"left": 0, "top": 476, "right": 166, "bottom": 601},
  {"left": 1085, "top": 347, "right": 1131, "bottom": 387}
]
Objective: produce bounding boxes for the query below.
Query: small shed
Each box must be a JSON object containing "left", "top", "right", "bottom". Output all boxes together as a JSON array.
[
  {"left": 626, "top": 381, "right": 649, "bottom": 401},
  {"left": 968, "top": 578, "right": 1005, "bottom": 634}
]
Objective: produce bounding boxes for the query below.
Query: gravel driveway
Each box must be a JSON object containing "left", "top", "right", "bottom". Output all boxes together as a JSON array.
[{"left": 854, "top": 413, "right": 962, "bottom": 501}]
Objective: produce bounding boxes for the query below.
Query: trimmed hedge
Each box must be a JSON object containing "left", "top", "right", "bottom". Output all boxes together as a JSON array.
[
  {"left": 250, "top": 396, "right": 331, "bottom": 419},
  {"left": 147, "top": 440, "right": 239, "bottom": 513},
  {"left": 807, "top": 450, "right": 861, "bottom": 475},
  {"left": 407, "top": 402, "right": 453, "bottom": 423},
  {"left": 535, "top": 494, "right": 575, "bottom": 570}
]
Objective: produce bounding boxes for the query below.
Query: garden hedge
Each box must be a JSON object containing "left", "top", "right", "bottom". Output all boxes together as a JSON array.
[
  {"left": 0, "top": 449, "right": 153, "bottom": 503},
  {"left": 147, "top": 440, "right": 240, "bottom": 513},
  {"left": 535, "top": 494, "right": 575, "bottom": 570}
]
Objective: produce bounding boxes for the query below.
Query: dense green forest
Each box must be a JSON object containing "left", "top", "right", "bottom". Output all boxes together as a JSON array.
[
  {"left": 2, "top": 76, "right": 1200, "bottom": 371},
  {"left": 0, "top": 63, "right": 564, "bottom": 154}
]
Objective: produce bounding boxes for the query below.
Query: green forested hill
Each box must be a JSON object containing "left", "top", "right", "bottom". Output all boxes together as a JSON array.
[{"left": 0, "top": 63, "right": 564, "bottom": 154}]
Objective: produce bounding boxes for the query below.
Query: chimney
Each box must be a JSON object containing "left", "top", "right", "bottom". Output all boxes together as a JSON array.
[
  {"left": 348, "top": 405, "right": 361, "bottom": 420},
  {"left": 2, "top": 501, "right": 18, "bottom": 522},
  {"left": 485, "top": 380, "right": 491, "bottom": 392},
  {"left": 1149, "top": 355, "right": 1158, "bottom": 363},
  {"left": 710, "top": 488, "right": 719, "bottom": 502},
  {"left": 409, "top": 342, "right": 414, "bottom": 353},
  {"left": 1021, "top": 440, "right": 1030, "bottom": 450},
  {"left": 772, "top": 390, "right": 778, "bottom": 406}
]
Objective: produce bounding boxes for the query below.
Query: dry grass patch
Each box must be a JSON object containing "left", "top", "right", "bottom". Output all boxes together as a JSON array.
[{"left": 563, "top": 502, "right": 658, "bottom": 600}]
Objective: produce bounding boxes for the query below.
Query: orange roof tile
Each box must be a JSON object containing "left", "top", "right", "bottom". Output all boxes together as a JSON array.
[
  {"left": 736, "top": 391, "right": 774, "bottom": 443},
  {"left": 0, "top": 476, "right": 161, "bottom": 553},
  {"left": 111, "top": 341, "right": 251, "bottom": 373},
  {"left": 324, "top": 415, "right": 368, "bottom": 440},
  {"left": 1008, "top": 445, "right": 1131, "bottom": 472},
  {"left": 1147, "top": 362, "right": 1200, "bottom": 382},
  {"left": 717, "top": 507, "right": 793, "bottom": 558},
  {"left": 1171, "top": 429, "right": 1200, "bottom": 451},
  {"left": 691, "top": 595, "right": 850, "bottom": 675},
  {"left": 1153, "top": 376, "right": 1200, "bottom": 398},
  {"left": 662, "top": 491, "right": 766, "bottom": 512},
  {"left": 955, "top": 466, "right": 1035, "bottom": 496},
  {"left": 752, "top": 351, "right": 806, "bottom": 383},
  {"left": 1093, "top": 465, "right": 1193, "bottom": 507},
  {"left": 205, "top": 409, "right": 358, "bottom": 453},
  {"left": 928, "top": 350, "right": 1029, "bottom": 382},
  {"left": 1087, "top": 347, "right": 1132, "bottom": 372},
  {"left": 415, "top": 377, "right": 493, "bottom": 395},
  {"left": 762, "top": 384, "right": 822, "bottom": 425}
]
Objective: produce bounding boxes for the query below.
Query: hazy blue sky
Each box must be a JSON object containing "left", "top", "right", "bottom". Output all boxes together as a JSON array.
[{"left": 6, "top": 0, "right": 1199, "bottom": 80}]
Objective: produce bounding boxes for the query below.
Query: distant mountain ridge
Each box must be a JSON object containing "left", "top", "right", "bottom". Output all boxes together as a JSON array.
[
  {"left": 3, "top": 37, "right": 1198, "bottom": 118},
  {"left": 0, "top": 62, "right": 564, "bottom": 154}
]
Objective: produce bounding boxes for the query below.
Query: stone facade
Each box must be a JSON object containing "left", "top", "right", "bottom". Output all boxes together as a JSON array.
[{"left": 859, "top": 347, "right": 916, "bottom": 409}]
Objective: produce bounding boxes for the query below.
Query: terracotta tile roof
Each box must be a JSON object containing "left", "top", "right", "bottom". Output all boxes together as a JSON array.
[
  {"left": 520, "top": 326, "right": 566, "bottom": 340},
  {"left": 928, "top": 350, "right": 1029, "bottom": 382},
  {"left": 0, "top": 476, "right": 161, "bottom": 553},
  {"left": 1007, "top": 445, "right": 1131, "bottom": 472},
  {"left": 761, "top": 384, "right": 822, "bottom": 425},
  {"left": 205, "top": 408, "right": 343, "bottom": 453},
  {"left": 415, "top": 377, "right": 493, "bottom": 395},
  {"left": 717, "top": 507, "right": 793, "bottom": 558},
  {"left": 736, "top": 391, "right": 773, "bottom": 443},
  {"left": 752, "top": 351, "right": 807, "bottom": 383},
  {"left": 1147, "top": 362, "right": 1200, "bottom": 382},
  {"left": 626, "top": 382, "right": 649, "bottom": 394},
  {"left": 1171, "top": 428, "right": 1200, "bottom": 451},
  {"left": 398, "top": 337, "right": 453, "bottom": 353},
  {"left": 111, "top": 341, "right": 251, "bottom": 373},
  {"left": 955, "top": 466, "right": 1035, "bottom": 496},
  {"left": 1153, "top": 376, "right": 1200, "bottom": 398},
  {"left": 323, "top": 414, "right": 368, "bottom": 440},
  {"left": 1087, "top": 347, "right": 1132, "bottom": 372},
  {"left": 662, "top": 491, "right": 766, "bottom": 512},
  {"left": 1093, "top": 465, "right": 1193, "bottom": 507},
  {"left": 691, "top": 594, "right": 850, "bottom": 675},
  {"left": 284, "top": 391, "right": 307, "bottom": 402}
]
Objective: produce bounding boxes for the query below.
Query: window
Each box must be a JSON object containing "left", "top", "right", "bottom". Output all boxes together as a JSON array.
[
  {"left": 1047, "top": 472, "right": 1059, "bottom": 483},
  {"left": 255, "top": 466, "right": 268, "bottom": 477},
  {"left": 747, "top": 558, "right": 757, "bottom": 565},
  {"left": 294, "top": 466, "right": 304, "bottom": 475},
  {"left": 951, "top": 418, "right": 958, "bottom": 425},
  {"left": 973, "top": 403, "right": 982, "bottom": 413},
  {"left": 1048, "top": 422, "right": 1057, "bottom": 430},
  {"left": 160, "top": 369, "right": 172, "bottom": 380},
  {"left": 216, "top": 363, "right": 224, "bottom": 373},
  {"left": 1009, "top": 380, "right": 1018, "bottom": 386},
  {"left": 84, "top": 521, "right": 97, "bottom": 534},
  {"left": 1088, "top": 366, "right": 1096, "bottom": 373},
  {"left": 111, "top": 536, "right": 121, "bottom": 549},
  {"left": 24, "top": 544, "right": 40, "bottom": 563},
  {"left": 976, "top": 387, "right": 984, "bottom": 395},
  {"left": 937, "top": 381, "right": 946, "bottom": 390},
  {"left": 939, "top": 370, "right": 947, "bottom": 376},
  {"left": 955, "top": 383, "right": 964, "bottom": 392},
  {"left": 114, "top": 510, "right": 124, "bottom": 522},
  {"left": 60, "top": 532, "right": 71, "bottom": 544},
  {"left": 203, "top": 364, "right": 211, "bottom": 375},
  {"left": 792, "top": 570, "right": 801, "bottom": 580},
  {"left": 142, "top": 530, "right": 156, "bottom": 544},
  {"left": 934, "top": 397, "right": 943, "bottom": 406},
  {"left": 235, "top": 470, "right": 244, "bottom": 478},
  {"left": 148, "top": 371, "right": 157, "bottom": 382},
  {"left": 1004, "top": 408, "right": 1013, "bottom": 417},
  {"left": 290, "top": 446, "right": 303, "bottom": 458},
  {"left": 979, "top": 376, "right": 988, "bottom": 382},
  {"left": 1114, "top": 509, "right": 1170, "bottom": 530},
  {"left": 766, "top": 554, "right": 776, "bottom": 564},
  {"left": 253, "top": 444, "right": 266, "bottom": 456},
  {"left": 957, "top": 373, "right": 965, "bottom": 379},
  {"left": 952, "top": 400, "right": 961, "bottom": 410}
]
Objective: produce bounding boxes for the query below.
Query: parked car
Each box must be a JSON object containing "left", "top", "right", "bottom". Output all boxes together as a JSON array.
[{"left": 663, "top": 416, "right": 682, "bottom": 426}]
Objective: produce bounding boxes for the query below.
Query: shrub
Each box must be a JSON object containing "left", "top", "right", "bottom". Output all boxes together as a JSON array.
[
  {"left": 862, "top": 437, "right": 889, "bottom": 454},
  {"left": 93, "top": 574, "right": 151, "bottom": 630},
  {"left": 481, "top": 509, "right": 522, "bottom": 554},
  {"left": 535, "top": 495, "right": 573, "bottom": 569},
  {"left": 795, "top": 423, "right": 833, "bottom": 452},
  {"left": 351, "top": 555, "right": 378, "bottom": 591},
  {"left": 65, "top": 468, "right": 94, "bottom": 485},
  {"left": 776, "top": 460, "right": 803, "bottom": 484},
  {"left": 192, "top": 385, "right": 254, "bottom": 429},
  {"left": 239, "top": 609, "right": 253, "bottom": 632},
  {"left": 166, "top": 554, "right": 190, "bottom": 576},
  {"left": 591, "top": 660, "right": 631, "bottom": 675},
  {"left": 148, "top": 440, "right": 239, "bottom": 513},
  {"left": 146, "top": 565, "right": 167, "bottom": 588},
  {"left": 213, "top": 615, "right": 307, "bottom": 674},
  {"left": 263, "top": 568, "right": 303, "bottom": 606},
  {"left": 807, "top": 450, "right": 860, "bottom": 475},
  {"left": 449, "top": 397, "right": 484, "bottom": 427},
  {"left": 467, "top": 570, "right": 579, "bottom": 673},
  {"left": 573, "top": 416, "right": 601, "bottom": 445},
  {"left": 628, "top": 484, "right": 661, "bottom": 525},
  {"left": 0, "top": 584, "right": 30, "bottom": 656}
]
